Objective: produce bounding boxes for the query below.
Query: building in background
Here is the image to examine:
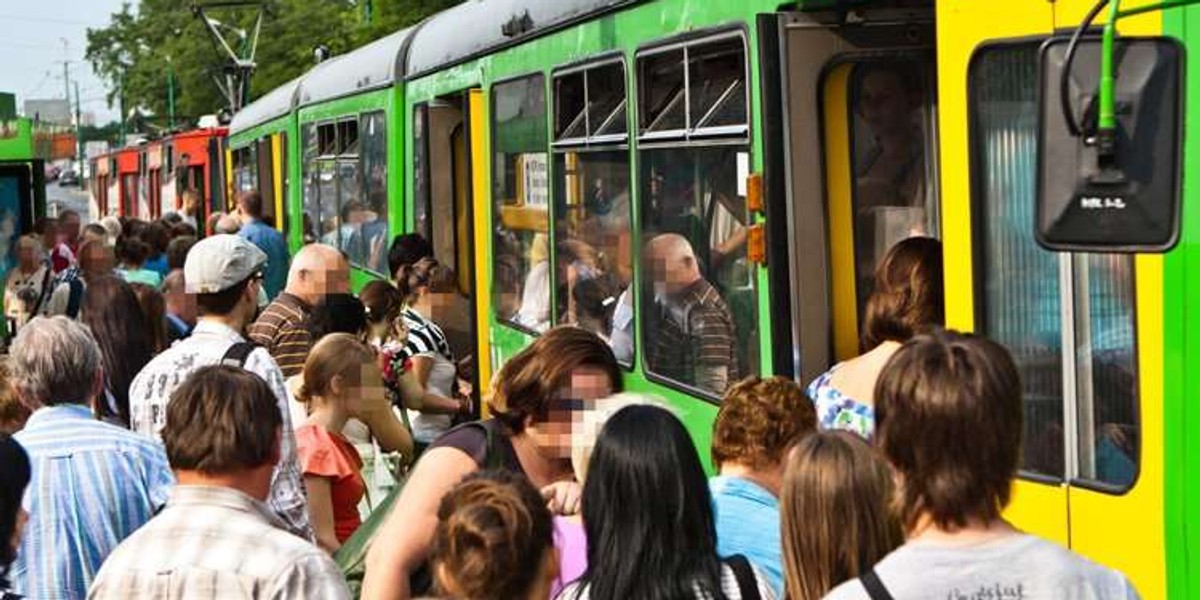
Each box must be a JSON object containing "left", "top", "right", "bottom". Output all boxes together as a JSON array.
[{"left": 23, "top": 99, "right": 71, "bottom": 125}]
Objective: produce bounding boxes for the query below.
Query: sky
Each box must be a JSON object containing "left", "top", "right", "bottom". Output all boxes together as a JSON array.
[{"left": 0, "top": 0, "right": 128, "bottom": 123}]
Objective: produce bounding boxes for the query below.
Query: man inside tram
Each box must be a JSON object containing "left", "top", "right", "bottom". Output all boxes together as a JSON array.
[{"left": 645, "top": 233, "right": 739, "bottom": 395}]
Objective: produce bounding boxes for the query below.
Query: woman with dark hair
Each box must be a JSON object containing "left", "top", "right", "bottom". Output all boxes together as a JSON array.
[
  {"left": 0, "top": 434, "right": 31, "bottom": 599},
  {"left": 560, "top": 405, "right": 775, "bottom": 600},
  {"left": 79, "top": 276, "right": 155, "bottom": 427},
  {"left": 806, "top": 236, "right": 942, "bottom": 440},
  {"left": 117, "top": 238, "right": 163, "bottom": 288},
  {"left": 363, "top": 326, "right": 622, "bottom": 600}
]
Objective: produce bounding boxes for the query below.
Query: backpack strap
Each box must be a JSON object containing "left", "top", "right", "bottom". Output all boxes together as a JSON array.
[
  {"left": 65, "top": 278, "right": 84, "bottom": 319},
  {"left": 724, "top": 555, "right": 762, "bottom": 600},
  {"left": 860, "top": 568, "right": 896, "bottom": 600},
  {"left": 29, "top": 266, "right": 54, "bottom": 316},
  {"left": 220, "top": 342, "right": 259, "bottom": 369}
]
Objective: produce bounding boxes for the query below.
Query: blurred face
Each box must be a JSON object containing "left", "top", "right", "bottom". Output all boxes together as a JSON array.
[
  {"left": 527, "top": 366, "right": 614, "bottom": 460},
  {"left": 61, "top": 215, "right": 81, "bottom": 242},
  {"left": 41, "top": 222, "right": 57, "bottom": 247},
  {"left": 341, "top": 362, "right": 385, "bottom": 417},
  {"left": 17, "top": 244, "right": 37, "bottom": 269},
  {"left": 647, "top": 251, "right": 691, "bottom": 300},
  {"left": 82, "top": 229, "right": 106, "bottom": 246},
  {"left": 80, "top": 245, "right": 115, "bottom": 278},
  {"left": 860, "top": 70, "right": 913, "bottom": 136},
  {"left": 301, "top": 254, "right": 351, "bottom": 299}
]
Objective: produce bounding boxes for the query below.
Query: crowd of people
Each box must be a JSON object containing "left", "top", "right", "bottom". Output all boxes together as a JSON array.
[{"left": 0, "top": 193, "right": 1142, "bottom": 600}]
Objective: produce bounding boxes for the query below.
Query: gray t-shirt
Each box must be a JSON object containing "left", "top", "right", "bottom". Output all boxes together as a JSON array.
[{"left": 825, "top": 534, "right": 1138, "bottom": 600}]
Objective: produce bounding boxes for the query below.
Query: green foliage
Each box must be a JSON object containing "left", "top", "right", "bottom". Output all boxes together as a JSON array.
[{"left": 85, "top": 0, "right": 460, "bottom": 132}]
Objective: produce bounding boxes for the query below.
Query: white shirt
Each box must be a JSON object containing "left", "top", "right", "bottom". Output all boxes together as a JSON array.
[{"left": 127, "top": 320, "right": 313, "bottom": 540}]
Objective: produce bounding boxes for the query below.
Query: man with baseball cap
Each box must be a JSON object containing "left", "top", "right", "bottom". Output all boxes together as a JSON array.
[{"left": 128, "top": 235, "right": 313, "bottom": 540}]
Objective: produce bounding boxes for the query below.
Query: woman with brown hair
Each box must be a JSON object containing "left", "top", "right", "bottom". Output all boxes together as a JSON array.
[
  {"left": 362, "top": 326, "right": 622, "bottom": 600},
  {"left": 129, "top": 282, "right": 169, "bottom": 353},
  {"left": 297, "top": 333, "right": 414, "bottom": 553},
  {"left": 806, "top": 236, "right": 942, "bottom": 439},
  {"left": 79, "top": 276, "right": 155, "bottom": 427},
  {"left": 780, "top": 431, "right": 902, "bottom": 600},
  {"left": 430, "top": 470, "right": 558, "bottom": 600}
]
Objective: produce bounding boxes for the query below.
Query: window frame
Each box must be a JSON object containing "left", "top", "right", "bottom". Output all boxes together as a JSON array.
[
  {"left": 489, "top": 70, "right": 553, "bottom": 337},
  {"left": 355, "top": 109, "right": 389, "bottom": 275},
  {"left": 968, "top": 38, "right": 1142, "bottom": 494},
  {"left": 633, "top": 27, "right": 758, "bottom": 402},
  {"left": 550, "top": 56, "right": 635, "bottom": 369}
]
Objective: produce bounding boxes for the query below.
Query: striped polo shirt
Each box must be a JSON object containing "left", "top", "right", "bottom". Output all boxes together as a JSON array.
[
  {"left": 249, "top": 292, "right": 313, "bottom": 378},
  {"left": 649, "top": 278, "right": 740, "bottom": 395}
]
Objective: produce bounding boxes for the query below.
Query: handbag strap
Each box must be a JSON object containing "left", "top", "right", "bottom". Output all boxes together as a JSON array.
[
  {"left": 724, "top": 554, "right": 762, "bottom": 600},
  {"left": 860, "top": 568, "right": 896, "bottom": 600}
]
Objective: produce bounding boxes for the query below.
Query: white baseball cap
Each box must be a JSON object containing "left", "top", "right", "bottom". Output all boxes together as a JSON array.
[{"left": 184, "top": 234, "right": 268, "bottom": 294}]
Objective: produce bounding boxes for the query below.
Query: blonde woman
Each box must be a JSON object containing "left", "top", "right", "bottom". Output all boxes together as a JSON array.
[
  {"left": 780, "top": 431, "right": 902, "bottom": 600},
  {"left": 296, "top": 334, "right": 414, "bottom": 552}
]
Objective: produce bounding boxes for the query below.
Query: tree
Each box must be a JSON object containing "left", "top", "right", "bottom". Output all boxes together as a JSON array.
[{"left": 86, "top": 1, "right": 459, "bottom": 133}]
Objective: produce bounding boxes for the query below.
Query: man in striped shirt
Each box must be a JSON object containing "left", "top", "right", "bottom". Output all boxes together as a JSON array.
[
  {"left": 646, "top": 233, "right": 740, "bottom": 395},
  {"left": 249, "top": 244, "right": 349, "bottom": 378},
  {"left": 9, "top": 317, "right": 174, "bottom": 599}
]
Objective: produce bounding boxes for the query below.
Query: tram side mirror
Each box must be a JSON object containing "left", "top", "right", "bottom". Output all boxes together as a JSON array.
[{"left": 1037, "top": 35, "right": 1184, "bottom": 253}]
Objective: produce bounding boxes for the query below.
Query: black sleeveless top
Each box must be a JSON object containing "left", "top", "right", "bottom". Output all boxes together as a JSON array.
[{"left": 426, "top": 419, "right": 525, "bottom": 475}]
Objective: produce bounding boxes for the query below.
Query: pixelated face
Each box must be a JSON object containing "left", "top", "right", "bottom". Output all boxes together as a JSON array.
[
  {"left": 60, "top": 214, "right": 81, "bottom": 241},
  {"left": 533, "top": 366, "right": 614, "bottom": 460},
  {"left": 343, "top": 362, "right": 386, "bottom": 416},
  {"left": 17, "top": 244, "right": 38, "bottom": 267},
  {"left": 646, "top": 250, "right": 689, "bottom": 299},
  {"left": 306, "top": 256, "right": 351, "bottom": 296}
]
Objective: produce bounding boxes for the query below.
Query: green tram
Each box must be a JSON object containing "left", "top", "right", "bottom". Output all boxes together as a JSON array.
[{"left": 231, "top": 0, "right": 1200, "bottom": 593}]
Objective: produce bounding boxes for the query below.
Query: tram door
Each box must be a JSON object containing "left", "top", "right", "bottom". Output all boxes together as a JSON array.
[
  {"left": 412, "top": 89, "right": 486, "bottom": 413},
  {"left": 766, "top": 7, "right": 939, "bottom": 384}
]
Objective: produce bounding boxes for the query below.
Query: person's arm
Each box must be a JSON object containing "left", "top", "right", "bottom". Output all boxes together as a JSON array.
[
  {"left": 691, "top": 308, "right": 735, "bottom": 394},
  {"left": 362, "top": 447, "right": 479, "bottom": 600},
  {"left": 409, "top": 355, "right": 466, "bottom": 415},
  {"left": 304, "top": 475, "right": 341, "bottom": 553},
  {"left": 358, "top": 394, "right": 415, "bottom": 456}
]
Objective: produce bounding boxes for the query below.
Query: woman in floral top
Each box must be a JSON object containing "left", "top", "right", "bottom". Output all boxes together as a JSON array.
[{"left": 806, "top": 237, "right": 943, "bottom": 440}]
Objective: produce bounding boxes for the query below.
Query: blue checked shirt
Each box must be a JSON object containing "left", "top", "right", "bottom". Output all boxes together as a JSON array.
[{"left": 12, "top": 404, "right": 174, "bottom": 599}]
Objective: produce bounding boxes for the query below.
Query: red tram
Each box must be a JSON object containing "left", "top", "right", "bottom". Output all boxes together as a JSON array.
[{"left": 88, "top": 127, "right": 228, "bottom": 228}]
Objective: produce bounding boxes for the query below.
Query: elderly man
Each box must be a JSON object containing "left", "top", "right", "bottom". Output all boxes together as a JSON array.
[
  {"left": 645, "top": 233, "right": 740, "bottom": 395},
  {"left": 128, "top": 235, "right": 312, "bottom": 540},
  {"left": 237, "top": 190, "right": 289, "bottom": 299},
  {"left": 10, "top": 317, "right": 173, "bottom": 598},
  {"left": 249, "top": 243, "right": 349, "bottom": 378},
  {"left": 90, "top": 366, "right": 349, "bottom": 599}
]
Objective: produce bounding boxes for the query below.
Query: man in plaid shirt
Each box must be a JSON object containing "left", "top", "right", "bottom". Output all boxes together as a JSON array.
[
  {"left": 90, "top": 366, "right": 348, "bottom": 599},
  {"left": 128, "top": 235, "right": 312, "bottom": 540}
]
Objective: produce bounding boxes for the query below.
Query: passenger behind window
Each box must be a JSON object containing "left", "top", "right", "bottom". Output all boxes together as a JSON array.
[
  {"left": 557, "top": 405, "right": 777, "bottom": 600},
  {"left": 644, "top": 233, "right": 739, "bottom": 395},
  {"left": 710, "top": 377, "right": 818, "bottom": 598},
  {"left": 780, "top": 431, "right": 902, "bottom": 600},
  {"left": 571, "top": 277, "right": 619, "bottom": 346},
  {"left": 824, "top": 330, "right": 1139, "bottom": 599},
  {"left": 703, "top": 169, "right": 749, "bottom": 292},
  {"left": 807, "top": 236, "right": 942, "bottom": 440},
  {"left": 344, "top": 191, "right": 389, "bottom": 273},
  {"left": 430, "top": 470, "right": 558, "bottom": 600},
  {"left": 514, "top": 233, "right": 551, "bottom": 332}
]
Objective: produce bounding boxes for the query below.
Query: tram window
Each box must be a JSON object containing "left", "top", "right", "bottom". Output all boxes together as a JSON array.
[
  {"left": 970, "top": 42, "right": 1139, "bottom": 489},
  {"left": 639, "top": 146, "right": 758, "bottom": 397},
  {"left": 689, "top": 39, "right": 746, "bottom": 130},
  {"left": 848, "top": 59, "right": 939, "bottom": 320},
  {"left": 589, "top": 63, "right": 627, "bottom": 138},
  {"left": 413, "top": 105, "right": 432, "bottom": 242},
  {"left": 350, "top": 111, "right": 388, "bottom": 274},
  {"left": 233, "top": 145, "right": 258, "bottom": 194},
  {"left": 639, "top": 50, "right": 687, "bottom": 134},
  {"left": 491, "top": 74, "right": 549, "bottom": 333},
  {"left": 302, "top": 122, "right": 323, "bottom": 245},
  {"left": 555, "top": 72, "right": 587, "bottom": 141}
]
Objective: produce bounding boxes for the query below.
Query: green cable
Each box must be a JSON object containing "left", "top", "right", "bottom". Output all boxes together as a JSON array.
[{"left": 1099, "top": 0, "right": 1122, "bottom": 132}]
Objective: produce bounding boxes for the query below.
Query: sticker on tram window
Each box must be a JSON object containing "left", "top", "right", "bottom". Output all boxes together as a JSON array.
[
  {"left": 522, "top": 153, "right": 550, "bottom": 208},
  {"left": 737, "top": 152, "right": 749, "bottom": 196}
]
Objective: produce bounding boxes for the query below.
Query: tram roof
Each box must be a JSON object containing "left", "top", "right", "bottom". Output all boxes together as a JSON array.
[
  {"left": 405, "top": 0, "right": 641, "bottom": 78},
  {"left": 296, "top": 27, "right": 418, "bottom": 109},
  {"left": 229, "top": 76, "right": 301, "bottom": 135}
]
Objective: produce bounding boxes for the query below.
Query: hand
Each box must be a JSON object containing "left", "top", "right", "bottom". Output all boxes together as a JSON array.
[{"left": 541, "top": 480, "right": 582, "bottom": 516}]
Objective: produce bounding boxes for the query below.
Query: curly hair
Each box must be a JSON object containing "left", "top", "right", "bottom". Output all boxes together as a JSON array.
[
  {"left": 431, "top": 470, "right": 554, "bottom": 600},
  {"left": 711, "top": 376, "right": 817, "bottom": 470}
]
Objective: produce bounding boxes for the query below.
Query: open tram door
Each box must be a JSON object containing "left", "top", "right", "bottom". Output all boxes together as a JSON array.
[
  {"left": 410, "top": 88, "right": 488, "bottom": 419},
  {"left": 760, "top": 4, "right": 939, "bottom": 385}
]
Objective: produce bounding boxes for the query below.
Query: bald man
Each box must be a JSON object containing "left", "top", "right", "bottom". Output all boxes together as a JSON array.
[
  {"left": 249, "top": 244, "right": 350, "bottom": 377},
  {"left": 645, "top": 233, "right": 740, "bottom": 395}
]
